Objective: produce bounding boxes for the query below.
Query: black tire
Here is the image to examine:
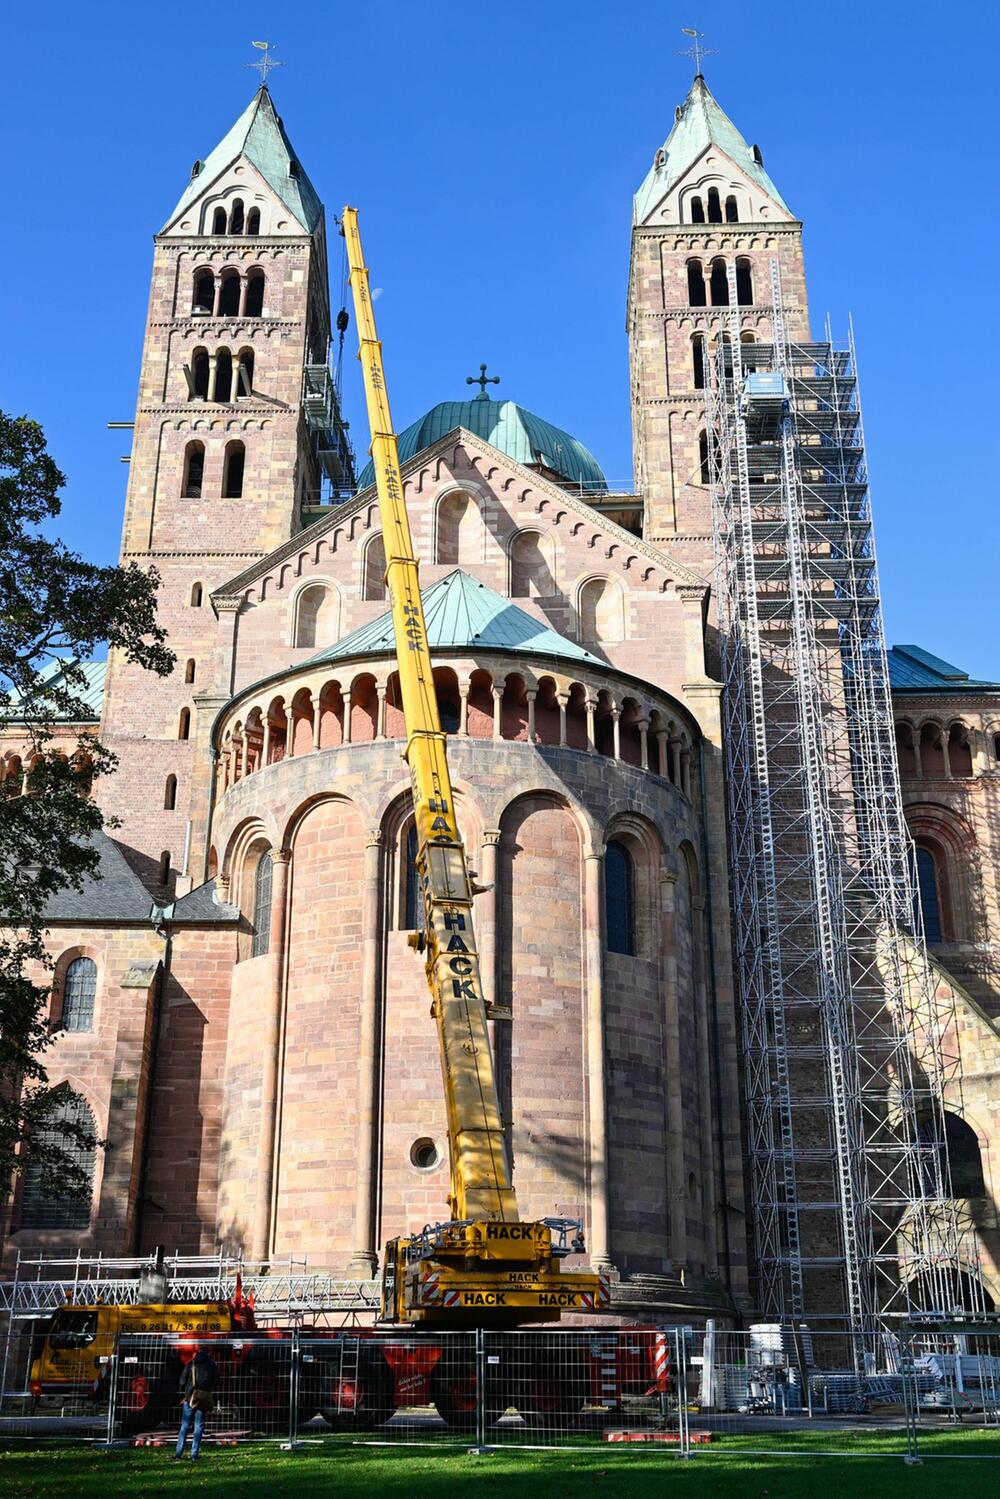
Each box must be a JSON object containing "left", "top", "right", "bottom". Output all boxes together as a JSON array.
[
  {"left": 430, "top": 1356, "right": 509, "bottom": 1431},
  {"left": 118, "top": 1359, "right": 175, "bottom": 1436},
  {"left": 317, "top": 1346, "right": 394, "bottom": 1431},
  {"left": 518, "top": 1348, "right": 587, "bottom": 1429}
]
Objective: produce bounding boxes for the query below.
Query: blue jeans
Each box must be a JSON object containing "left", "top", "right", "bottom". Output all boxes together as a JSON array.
[{"left": 175, "top": 1400, "right": 204, "bottom": 1457}]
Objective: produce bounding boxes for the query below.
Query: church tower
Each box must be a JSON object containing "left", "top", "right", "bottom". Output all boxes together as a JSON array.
[
  {"left": 100, "top": 87, "right": 351, "bottom": 886},
  {"left": 628, "top": 73, "right": 809, "bottom": 570}
]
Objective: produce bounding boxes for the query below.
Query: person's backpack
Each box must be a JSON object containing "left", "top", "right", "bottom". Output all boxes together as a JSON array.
[{"left": 187, "top": 1357, "right": 215, "bottom": 1414}]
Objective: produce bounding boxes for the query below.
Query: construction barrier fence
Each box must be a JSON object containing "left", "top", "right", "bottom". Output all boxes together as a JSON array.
[{"left": 3, "top": 1321, "right": 1000, "bottom": 1458}]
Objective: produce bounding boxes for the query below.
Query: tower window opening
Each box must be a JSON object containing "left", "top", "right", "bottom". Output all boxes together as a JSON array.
[
  {"left": 212, "top": 206, "right": 227, "bottom": 235},
  {"left": 157, "top": 851, "right": 171, "bottom": 887},
  {"left": 192, "top": 269, "right": 214, "bottom": 315},
  {"left": 707, "top": 186, "right": 723, "bottom": 223},
  {"left": 61, "top": 957, "right": 97, "bottom": 1033},
  {"left": 736, "top": 257, "right": 754, "bottom": 306},
  {"left": 710, "top": 258, "right": 730, "bottom": 306},
  {"left": 404, "top": 822, "right": 421, "bottom": 931},
  {"left": 229, "top": 198, "right": 245, "bottom": 235},
  {"left": 246, "top": 207, "right": 261, "bottom": 236},
  {"left": 692, "top": 333, "right": 706, "bottom": 390},
  {"left": 237, "top": 349, "right": 255, "bottom": 398},
  {"left": 244, "top": 271, "right": 265, "bottom": 317},
  {"left": 178, "top": 707, "right": 191, "bottom": 740},
  {"left": 914, "top": 844, "right": 944, "bottom": 943},
  {"left": 214, "top": 348, "right": 233, "bottom": 403},
  {"left": 690, "top": 195, "right": 705, "bottom": 224},
  {"left": 190, "top": 582, "right": 203, "bottom": 608},
  {"left": 725, "top": 194, "right": 739, "bottom": 222},
  {"left": 184, "top": 659, "right": 196, "bottom": 684},
  {"left": 164, "top": 773, "right": 177, "bottom": 810},
  {"left": 223, "top": 440, "right": 246, "bottom": 499},
  {"left": 699, "top": 430, "right": 711, "bottom": 485},
  {"left": 251, "top": 850, "right": 272, "bottom": 958},
  {"left": 181, "top": 441, "right": 205, "bottom": 499},
  {"left": 945, "top": 1113, "right": 987, "bottom": 1197},
  {"left": 605, "top": 840, "right": 635, "bottom": 956},
  {"left": 20, "top": 1089, "right": 96, "bottom": 1231},
  {"left": 687, "top": 259, "right": 706, "bottom": 307},
  {"left": 288, "top": 160, "right": 300, "bottom": 180},
  {"left": 218, "top": 271, "right": 241, "bottom": 317},
  {"left": 191, "top": 348, "right": 209, "bottom": 401}
]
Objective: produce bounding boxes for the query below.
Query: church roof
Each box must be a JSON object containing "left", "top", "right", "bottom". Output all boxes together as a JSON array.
[
  {"left": 634, "top": 74, "right": 791, "bottom": 225},
  {"left": 42, "top": 831, "right": 156, "bottom": 924},
  {"left": 888, "top": 644, "right": 1000, "bottom": 694},
  {"left": 165, "top": 86, "right": 323, "bottom": 233},
  {"left": 307, "top": 569, "right": 601, "bottom": 669},
  {"left": 3, "top": 658, "right": 105, "bottom": 723},
  {"left": 356, "top": 394, "right": 607, "bottom": 493}
]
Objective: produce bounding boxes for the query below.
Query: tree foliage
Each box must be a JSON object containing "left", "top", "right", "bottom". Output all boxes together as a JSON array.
[{"left": 0, "top": 413, "right": 174, "bottom": 1200}]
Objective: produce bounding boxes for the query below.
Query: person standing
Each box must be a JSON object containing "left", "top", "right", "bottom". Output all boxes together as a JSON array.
[{"left": 175, "top": 1348, "right": 218, "bottom": 1459}]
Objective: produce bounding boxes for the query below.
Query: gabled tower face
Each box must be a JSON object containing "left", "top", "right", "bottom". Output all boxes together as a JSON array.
[
  {"left": 101, "top": 88, "right": 347, "bottom": 882},
  {"left": 628, "top": 74, "right": 810, "bottom": 566}
]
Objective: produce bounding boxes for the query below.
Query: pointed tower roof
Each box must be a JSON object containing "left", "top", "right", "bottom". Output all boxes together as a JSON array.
[
  {"left": 634, "top": 74, "right": 790, "bottom": 224},
  {"left": 164, "top": 87, "right": 323, "bottom": 232},
  {"left": 307, "top": 569, "right": 601, "bottom": 668}
]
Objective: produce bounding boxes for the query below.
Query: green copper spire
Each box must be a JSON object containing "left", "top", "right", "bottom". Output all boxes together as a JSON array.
[{"left": 634, "top": 74, "right": 791, "bottom": 225}]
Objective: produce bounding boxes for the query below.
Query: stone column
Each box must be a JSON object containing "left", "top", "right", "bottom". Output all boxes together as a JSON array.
[
  {"left": 376, "top": 684, "right": 387, "bottom": 740},
  {"left": 348, "top": 830, "right": 384, "bottom": 1276},
  {"left": 556, "top": 692, "right": 568, "bottom": 747},
  {"left": 660, "top": 870, "right": 687, "bottom": 1271},
  {"left": 637, "top": 717, "right": 649, "bottom": 771},
  {"left": 344, "top": 689, "right": 353, "bottom": 744},
  {"left": 478, "top": 830, "right": 502, "bottom": 1013},
  {"left": 681, "top": 747, "right": 692, "bottom": 797},
  {"left": 654, "top": 728, "right": 668, "bottom": 778},
  {"left": 262, "top": 717, "right": 271, "bottom": 767},
  {"left": 914, "top": 728, "right": 923, "bottom": 777},
  {"left": 459, "top": 682, "right": 470, "bottom": 737},
  {"left": 309, "top": 693, "right": 319, "bottom": 751},
  {"left": 207, "top": 352, "right": 218, "bottom": 402},
  {"left": 238, "top": 274, "right": 249, "bottom": 317},
  {"left": 669, "top": 734, "right": 682, "bottom": 786},
  {"left": 252, "top": 848, "right": 291, "bottom": 1262},
  {"left": 973, "top": 725, "right": 991, "bottom": 777},
  {"left": 585, "top": 696, "right": 597, "bottom": 752},
  {"left": 492, "top": 685, "right": 503, "bottom": 740},
  {"left": 526, "top": 689, "right": 537, "bottom": 743},
  {"left": 610, "top": 707, "right": 621, "bottom": 760},
  {"left": 584, "top": 848, "right": 613, "bottom": 1271}
]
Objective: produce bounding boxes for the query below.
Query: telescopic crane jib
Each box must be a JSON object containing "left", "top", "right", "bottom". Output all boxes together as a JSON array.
[{"left": 342, "top": 207, "right": 608, "bottom": 1325}]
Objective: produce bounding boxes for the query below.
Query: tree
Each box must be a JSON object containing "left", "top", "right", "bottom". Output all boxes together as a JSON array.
[{"left": 0, "top": 412, "right": 174, "bottom": 1200}]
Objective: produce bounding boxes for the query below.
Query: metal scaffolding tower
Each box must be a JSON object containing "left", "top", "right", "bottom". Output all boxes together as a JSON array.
[{"left": 707, "top": 261, "right": 982, "bottom": 1335}]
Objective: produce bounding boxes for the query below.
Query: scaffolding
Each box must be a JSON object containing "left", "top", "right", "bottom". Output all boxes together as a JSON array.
[{"left": 707, "top": 261, "right": 982, "bottom": 1337}]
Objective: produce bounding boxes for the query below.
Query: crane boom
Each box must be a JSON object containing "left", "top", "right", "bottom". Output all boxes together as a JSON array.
[{"left": 343, "top": 207, "right": 607, "bottom": 1324}]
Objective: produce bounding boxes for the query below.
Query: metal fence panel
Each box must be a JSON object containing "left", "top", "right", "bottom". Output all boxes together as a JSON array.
[
  {"left": 0, "top": 1315, "right": 113, "bottom": 1441},
  {"left": 902, "top": 1326, "right": 1000, "bottom": 1460},
  {"left": 113, "top": 1334, "right": 296, "bottom": 1445}
]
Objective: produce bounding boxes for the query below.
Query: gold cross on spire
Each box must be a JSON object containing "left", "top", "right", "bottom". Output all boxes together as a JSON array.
[
  {"left": 676, "top": 27, "right": 718, "bottom": 76},
  {"left": 247, "top": 41, "right": 285, "bottom": 87}
]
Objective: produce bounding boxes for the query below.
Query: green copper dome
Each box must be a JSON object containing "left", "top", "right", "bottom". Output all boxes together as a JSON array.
[{"left": 357, "top": 393, "right": 607, "bottom": 493}]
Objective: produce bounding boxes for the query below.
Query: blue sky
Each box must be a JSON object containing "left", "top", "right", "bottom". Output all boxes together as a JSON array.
[{"left": 3, "top": 1, "right": 997, "bottom": 677}]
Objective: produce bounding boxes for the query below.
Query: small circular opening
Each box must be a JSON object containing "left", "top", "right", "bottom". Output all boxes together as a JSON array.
[{"left": 410, "top": 1137, "right": 440, "bottom": 1171}]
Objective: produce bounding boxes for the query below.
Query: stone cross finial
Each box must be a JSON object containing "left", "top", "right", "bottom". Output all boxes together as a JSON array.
[
  {"left": 676, "top": 28, "right": 717, "bottom": 76},
  {"left": 466, "top": 363, "right": 500, "bottom": 398}
]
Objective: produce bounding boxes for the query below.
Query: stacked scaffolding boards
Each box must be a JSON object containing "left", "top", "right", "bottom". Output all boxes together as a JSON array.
[{"left": 707, "top": 260, "right": 980, "bottom": 1337}]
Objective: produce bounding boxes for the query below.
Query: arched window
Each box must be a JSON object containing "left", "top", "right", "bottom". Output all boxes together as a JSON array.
[
  {"left": 363, "top": 533, "right": 387, "bottom": 601},
  {"left": 184, "top": 659, "right": 196, "bottom": 684},
  {"left": 164, "top": 774, "right": 177, "bottom": 811},
  {"left": 895, "top": 722, "right": 917, "bottom": 777},
  {"left": 229, "top": 199, "right": 245, "bottom": 235},
  {"left": 20, "top": 1089, "right": 96, "bottom": 1230},
  {"left": 190, "top": 582, "right": 203, "bottom": 608},
  {"left": 509, "top": 530, "right": 552, "bottom": 598},
  {"left": 691, "top": 333, "right": 706, "bottom": 390},
  {"left": 222, "top": 440, "right": 245, "bottom": 498},
  {"left": 914, "top": 844, "right": 944, "bottom": 943},
  {"left": 438, "top": 694, "right": 460, "bottom": 734},
  {"left": 61, "top": 957, "right": 96, "bottom": 1032},
  {"left": 218, "top": 271, "right": 241, "bottom": 317},
  {"left": 687, "top": 260, "right": 707, "bottom": 307},
  {"left": 710, "top": 258, "right": 729, "bottom": 306},
  {"left": 436, "top": 492, "right": 481, "bottom": 564},
  {"left": 945, "top": 1113, "right": 987, "bottom": 1197},
  {"left": 214, "top": 348, "right": 233, "bottom": 403},
  {"left": 725, "top": 194, "right": 739, "bottom": 222},
  {"left": 579, "top": 578, "right": 624, "bottom": 645},
  {"left": 178, "top": 707, "right": 191, "bottom": 740},
  {"left": 605, "top": 840, "right": 635, "bottom": 956},
  {"left": 689, "top": 195, "right": 705, "bottom": 224},
  {"left": 699, "top": 430, "right": 711, "bottom": 485},
  {"left": 244, "top": 271, "right": 265, "bottom": 317},
  {"left": 211, "top": 206, "right": 227, "bottom": 235},
  {"left": 948, "top": 723, "right": 973, "bottom": 776},
  {"left": 707, "top": 186, "right": 722, "bottom": 223},
  {"left": 251, "top": 851, "right": 272, "bottom": 958},
  {"left": 236, "top": 349, "right": 254, "bottom": 398},
  {"left": 294, "top": 583, "right": 336, "bottom": 648},
  {"left": 181, "top": 441, "right": 204, "bottom": 499},
  {"left": 246, "top": 207, "right": 261, "bottom": 236},
  {"left": 404, "top": 823, "right": 421, "bottom": 931},
  {"left": 736, "top": 258, "right": 754, "bottom": 306},
  {"left": 157, "top": 850, "right": 171, "bottom": 887},
  {"left": 191, "top": 348, "right": 209, "bottom": 401},
  {"left": 192, "top": 269, "right": 214, "bottom": 315}
]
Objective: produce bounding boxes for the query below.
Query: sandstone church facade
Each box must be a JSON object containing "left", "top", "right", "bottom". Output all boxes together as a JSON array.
[{"left": 3, "top": 75, "right": 1000, "bottom": 1323}]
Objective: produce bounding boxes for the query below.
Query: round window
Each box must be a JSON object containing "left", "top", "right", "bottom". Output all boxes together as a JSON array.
[{"left": 410, "top": 1137, "right": 440, "bottom": 1171}]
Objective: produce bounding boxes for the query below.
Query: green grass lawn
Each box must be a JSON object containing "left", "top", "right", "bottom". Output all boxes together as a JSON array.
[{"left": 2, "top": 1431, "right": 1000, "bottom": 1499}]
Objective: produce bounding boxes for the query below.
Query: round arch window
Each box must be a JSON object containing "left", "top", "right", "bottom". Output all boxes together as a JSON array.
[{"left": 409, "top": 1137, "right": 441, "bottom": 1171}]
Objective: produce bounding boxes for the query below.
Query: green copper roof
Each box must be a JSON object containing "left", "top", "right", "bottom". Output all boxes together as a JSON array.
[
  {"left": 3, "top": 658, "right": 106, "bottom": 723},
  {"left": 357, "top": 394, "right": 607, "bottom": 493},
  {"left": 307, "top": 569, "right": 601, "bottom": 668},
  {"left": 634, "top": 74, "right": 791, "bottom": 225},
  {"left": 165, "top": 87, "right": 323, "bottom": 233},
  {"left": 888, "top": 644, "right": 1000, "bottom": 694}
]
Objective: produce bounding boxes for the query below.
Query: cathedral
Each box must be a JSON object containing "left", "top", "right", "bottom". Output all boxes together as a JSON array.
[{"left": 3, "top": 73, "right": 999, "bottom": 1327}]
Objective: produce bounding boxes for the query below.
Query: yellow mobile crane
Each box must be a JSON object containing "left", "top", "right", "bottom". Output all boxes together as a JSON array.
[{"left": 343, "top": 209, "right": 607, "bottom": 1326}]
